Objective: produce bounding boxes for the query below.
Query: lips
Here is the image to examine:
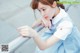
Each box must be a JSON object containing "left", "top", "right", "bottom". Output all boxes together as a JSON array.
[{"left": 44, "top": 15, "right": 48, "bottom": 19}]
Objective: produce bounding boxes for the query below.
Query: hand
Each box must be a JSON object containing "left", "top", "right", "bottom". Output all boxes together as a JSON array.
[
  {"left": 17, "top": 25, "right": 37, "bottom": 38},
  {"left": 41, "top": 18, "right": 51, "bottom": 28}
]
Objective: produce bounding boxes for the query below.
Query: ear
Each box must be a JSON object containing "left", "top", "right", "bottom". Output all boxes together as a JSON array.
[{"left": 52, "top": 1, "right": 57, "bottom": 8}]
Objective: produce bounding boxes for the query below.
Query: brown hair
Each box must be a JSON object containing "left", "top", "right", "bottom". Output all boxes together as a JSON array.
[{"left": 31, "top": 0, "right": 65, "bottom": 10}]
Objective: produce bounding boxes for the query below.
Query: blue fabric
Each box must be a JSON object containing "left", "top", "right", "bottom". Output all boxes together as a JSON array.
[{"left": 35, "top": 17, "right": 80, "bottom": 53}]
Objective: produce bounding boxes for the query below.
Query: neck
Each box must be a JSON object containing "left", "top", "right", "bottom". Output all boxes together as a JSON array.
[{"left": 54, "top": 7, "right": 60, "bottom": 17}]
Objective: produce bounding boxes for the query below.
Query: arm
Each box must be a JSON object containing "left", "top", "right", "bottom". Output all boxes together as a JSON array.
[
  {"left": 32, "top": 19, "right": 44, "bottom": 32},
  {"left": 32, "top": 19, "right": 42, "bottom": 28},
  {"left": 32, "top": 21, "right": 73, "bottom": 50},
  {"left": 32, "top": 30, "right": 60, "bottom": 50},
  {"left": 17, "top": 23, "right": 61, "bottom": 50},
  {"left": 18, "top": 19, "right": 73, "bottom": 50}
]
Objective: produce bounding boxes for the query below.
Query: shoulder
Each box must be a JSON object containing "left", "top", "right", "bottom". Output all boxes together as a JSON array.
[
  {"left": 57, "top": 20, "right": 73, "bottom": 29},
  {"left": 54, "top": 20, "right": 73, "bottom": 40}
]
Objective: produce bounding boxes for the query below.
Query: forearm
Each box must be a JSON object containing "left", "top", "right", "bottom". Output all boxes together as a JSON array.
[
  {"left": 32, "top": 19, "right": 42, "bottom": 29},
  {"left": 32, "top": 22, "right": 41, "bottom": 29},
  {"left": 33, "top": 33, "right": 47, "bottom": 50},
  {"left": 33, "top": 32, "right": 47, "bottom": 50},
  {"left": 18, "top": 25, "right": 60, "bottom": 50},
  {"left": 32, "top": 19, "right": 44, "bottom": 32},
  {"left": 32, "top": 30, "right": 60, "bottom": 50}
]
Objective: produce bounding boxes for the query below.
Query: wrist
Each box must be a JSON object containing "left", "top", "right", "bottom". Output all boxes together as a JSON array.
[{"left": 32, "top": 30, "right": 38, "bottom": 38}]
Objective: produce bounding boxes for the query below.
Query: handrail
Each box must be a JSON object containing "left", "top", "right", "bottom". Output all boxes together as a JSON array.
[
  {"left": 8, "top": 36, "right": 30, "bottom": 53},
  {"left": 8, "top": 25, "right": 44, "bottom": 53}
]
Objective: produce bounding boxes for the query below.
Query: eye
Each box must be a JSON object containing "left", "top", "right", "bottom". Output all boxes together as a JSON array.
[
  {"left": 42, "top": 9, "right": 45, "bottom": 11},
  {"left": 38, "top": 9, "right": 41, "bottom": 12}
]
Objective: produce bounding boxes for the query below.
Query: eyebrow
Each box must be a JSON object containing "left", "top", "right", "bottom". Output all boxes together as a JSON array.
[{"left": 38, "top": 7, "right": 46, "bottom": 10}]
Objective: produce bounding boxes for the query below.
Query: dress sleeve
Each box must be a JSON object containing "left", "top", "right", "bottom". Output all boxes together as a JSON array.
[{"left": 53, "top": 20, "right": 73, "bottom": 40}]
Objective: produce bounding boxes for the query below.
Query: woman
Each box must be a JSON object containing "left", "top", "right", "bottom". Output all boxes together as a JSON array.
[{"left": 18, "top": 0, "right": 80, "bottom": 53}]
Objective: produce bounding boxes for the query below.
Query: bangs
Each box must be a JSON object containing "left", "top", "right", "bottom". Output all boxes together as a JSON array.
[{"left": 31, "top": 0, "right": 53, "bottom": 10}]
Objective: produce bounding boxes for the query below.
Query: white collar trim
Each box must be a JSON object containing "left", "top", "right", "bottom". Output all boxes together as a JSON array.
[{"left": 52, "top": 8, "right": 67, "bottom": 25}]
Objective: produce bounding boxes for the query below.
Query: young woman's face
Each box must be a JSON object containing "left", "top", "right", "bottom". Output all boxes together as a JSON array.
[{"left": 38, "top": 2, "right": 56, "bottom": 19}]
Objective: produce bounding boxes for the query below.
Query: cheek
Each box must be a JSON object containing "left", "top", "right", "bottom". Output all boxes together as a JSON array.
[
  {"left": 45, "top": 10, "right": 53, "bottom": 18},
  {"left": 43, "top": 7, "right": 55, "bottom": 19},
  {"left": 44, "top": 9, "right": 51, "bottom": 16},
  {"left": 47, "top": 9, "right": 55, "bottom": 19}
]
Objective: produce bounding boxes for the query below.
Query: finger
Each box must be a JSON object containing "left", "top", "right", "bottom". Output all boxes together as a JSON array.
[{"left": 17, "top": 25, "right": 30, "bottom": 30}]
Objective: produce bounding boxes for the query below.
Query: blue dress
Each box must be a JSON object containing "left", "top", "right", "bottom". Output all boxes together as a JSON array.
[{"left": 35, "top": 8, "right": 80, "bottom": 53}]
